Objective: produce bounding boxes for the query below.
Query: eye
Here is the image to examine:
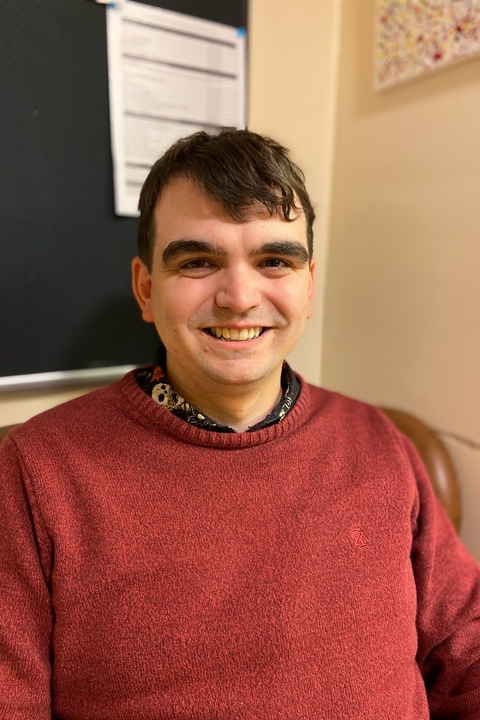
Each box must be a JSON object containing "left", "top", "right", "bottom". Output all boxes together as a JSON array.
[
  {"left": 180, "top": 258, "right": 213, "bottom": 269},
  {"left": 260, "top": 257, "right": 291, "bottom": 269},
  {"left": 176, "top": 257, "right": 217, "bottom": 277}
]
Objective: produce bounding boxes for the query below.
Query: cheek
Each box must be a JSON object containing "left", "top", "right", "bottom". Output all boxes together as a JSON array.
[
  {"left": 150, "top": 280, "right": 212, "bottom": 329},
  {"left": 272, "top": 280, "right": 311, "bottom": 320}
]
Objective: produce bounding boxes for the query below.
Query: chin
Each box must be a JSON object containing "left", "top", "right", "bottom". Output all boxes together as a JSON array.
[{"left": 202, "top": 362, "right": 279, "bottom": 389}]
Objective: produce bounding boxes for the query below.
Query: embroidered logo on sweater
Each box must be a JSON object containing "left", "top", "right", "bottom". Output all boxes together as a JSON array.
[{"left": 350, "top": 527, "right": 368, "bottom": 548}]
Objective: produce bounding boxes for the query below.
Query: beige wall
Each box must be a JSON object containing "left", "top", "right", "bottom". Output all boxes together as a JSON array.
[
  {"left": 321, "top": 0, "right": 480, "bottom": 558},
  {"left": 248, "top": 0, "right": 341, "bottom": 385}
]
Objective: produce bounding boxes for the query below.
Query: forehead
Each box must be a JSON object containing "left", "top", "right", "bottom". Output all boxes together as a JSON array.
[{"left": 151, "top": 177, "right": 308, "bottom": 257}]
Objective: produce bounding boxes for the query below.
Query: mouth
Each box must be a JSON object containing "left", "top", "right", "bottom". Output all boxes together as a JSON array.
[{"left": 206, "top": 326, "right": 264, "bottom": 342}]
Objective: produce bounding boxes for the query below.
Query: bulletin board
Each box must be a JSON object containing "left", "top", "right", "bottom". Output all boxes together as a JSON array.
[{"left": 0, "top": 0, "right": 247, "bottom": 390}]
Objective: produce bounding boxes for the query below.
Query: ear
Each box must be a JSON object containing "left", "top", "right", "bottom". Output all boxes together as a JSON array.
[
  {"left": 131, "top": 257, "right": 154, "bottom": 323},
  {"left": 306, "top": 258, "right": 316, "bottom": 319}
]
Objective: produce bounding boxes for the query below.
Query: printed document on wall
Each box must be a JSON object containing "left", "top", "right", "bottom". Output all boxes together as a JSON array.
[{"left": 107, "top": 1, "right": 246, "bottom": 216}]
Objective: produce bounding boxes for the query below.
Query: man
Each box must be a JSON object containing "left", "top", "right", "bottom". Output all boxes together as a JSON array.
[{"left": 1, "top": 129, "right": 479, "bottom": 719}]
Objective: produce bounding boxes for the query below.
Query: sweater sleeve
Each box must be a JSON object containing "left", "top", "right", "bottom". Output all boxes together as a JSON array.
[
  {"left": 403, "top": 436, "right": 480, "bottom": 719},
  {"left": 0, "top": 435, "right": 53, "bottom": 719}
]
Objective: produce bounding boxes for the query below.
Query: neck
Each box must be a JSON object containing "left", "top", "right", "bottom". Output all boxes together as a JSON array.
[{"left": 166, "top": 368, "right": 283, "bottom": 433}]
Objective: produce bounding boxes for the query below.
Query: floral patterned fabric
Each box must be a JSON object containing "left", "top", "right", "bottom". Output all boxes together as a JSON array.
[{"left": 135, "top": 352, "right": 300, "bottom": 433}]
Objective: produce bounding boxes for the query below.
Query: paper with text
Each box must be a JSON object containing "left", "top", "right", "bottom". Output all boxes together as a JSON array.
[{"left": 107, "top": 1, "right": 246, "bottom": 216}]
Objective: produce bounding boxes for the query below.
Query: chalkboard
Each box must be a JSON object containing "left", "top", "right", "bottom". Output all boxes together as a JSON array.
[{"left": 0, "top": 0, "right": 247, "bottom": 387}]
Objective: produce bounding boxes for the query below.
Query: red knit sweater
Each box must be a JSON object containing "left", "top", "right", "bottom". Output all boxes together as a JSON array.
[{"left": 1, "top": 372, "right": 480, "bottom": 719}]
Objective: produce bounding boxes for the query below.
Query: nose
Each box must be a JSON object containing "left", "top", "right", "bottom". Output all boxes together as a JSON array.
[{"left": 214, "top": 266, "right": 262, "bottom": 313}]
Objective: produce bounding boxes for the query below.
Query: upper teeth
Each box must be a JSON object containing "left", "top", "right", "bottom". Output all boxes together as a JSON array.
[{"left": 210, "top": 327, "right": 262, "bottom": 341}]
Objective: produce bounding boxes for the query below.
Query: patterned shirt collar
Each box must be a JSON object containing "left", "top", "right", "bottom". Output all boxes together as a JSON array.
[{"left": 135, "top": 352, "right": 300, "bottom": 433}]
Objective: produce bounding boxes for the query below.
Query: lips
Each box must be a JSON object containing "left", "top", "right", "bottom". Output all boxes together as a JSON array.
[{"left": 209, "top": 327, "right": 263, "bottom": 341}]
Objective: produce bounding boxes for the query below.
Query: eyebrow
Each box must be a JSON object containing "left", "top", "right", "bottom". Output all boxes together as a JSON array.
[
  {"left": 161, "top": 238, "right": 310, "bottom": 266},
  {"left": 250, "top": 241, "right": 309, "bottom": 264},
  {"left": 162, "top": 239, "right": 226, "bottom": 265}
]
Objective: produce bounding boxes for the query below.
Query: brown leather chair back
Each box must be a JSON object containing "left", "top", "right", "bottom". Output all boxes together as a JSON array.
[
  {"left": 380, "top": 407, "right": 461, "bottom": 533},
  {"left": 0, "top": 424, "right": 18, "bottom": 444}
]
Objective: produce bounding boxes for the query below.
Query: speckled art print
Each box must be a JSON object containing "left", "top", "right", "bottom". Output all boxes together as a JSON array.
[{"left": 374, "top": 0, "right": 480, "bottom": 90}]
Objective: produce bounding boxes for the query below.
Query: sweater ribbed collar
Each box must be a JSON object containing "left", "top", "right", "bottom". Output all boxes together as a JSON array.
[
  {"left": 117, "top": 369, "right": 316, "bottom": 449},
  {"left": 135, "top": 361, "right": 300, "bottom": 434}
]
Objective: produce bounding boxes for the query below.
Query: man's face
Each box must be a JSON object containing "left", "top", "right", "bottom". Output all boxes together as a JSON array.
[{"left": 132, "top": 177, "right": 315, "bottom": 399}]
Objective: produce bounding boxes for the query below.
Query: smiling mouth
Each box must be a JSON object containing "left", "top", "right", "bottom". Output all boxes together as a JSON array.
[{"left": 208, "top": 327, "right": 264, "bottom": 341}]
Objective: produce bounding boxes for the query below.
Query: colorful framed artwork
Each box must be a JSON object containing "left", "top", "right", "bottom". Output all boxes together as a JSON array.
[{"left": 374, "top": 0, "right": 480, "bottom": 90}]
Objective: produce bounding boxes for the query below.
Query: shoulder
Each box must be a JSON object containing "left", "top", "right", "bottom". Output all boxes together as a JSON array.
[
  {"left": 11, "top": 383, "right": 119, "bottom": 435},
  {"left": 298, "top": 377, "right": 399, "bottom": 443},
  {"left": 4, "top": 371, "right": 148, "bottom": 458},
  {"left": 295, "top": 377, "right": 419, "bottom": 486}
]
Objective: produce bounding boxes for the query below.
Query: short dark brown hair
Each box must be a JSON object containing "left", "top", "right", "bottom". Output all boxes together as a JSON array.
[{"left": 137, "top": 128, "right": 315, "bottom": 270}]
